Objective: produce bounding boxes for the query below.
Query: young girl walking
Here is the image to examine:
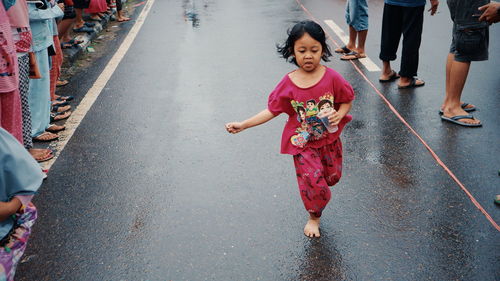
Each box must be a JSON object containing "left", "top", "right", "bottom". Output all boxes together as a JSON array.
[{"left": 225, "top": 20, "right": 354, "bottom": 238}]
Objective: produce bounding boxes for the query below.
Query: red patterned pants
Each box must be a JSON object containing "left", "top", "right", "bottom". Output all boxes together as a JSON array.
[{"left": 293, "top": 139, "right": 343, "bottom": 217}]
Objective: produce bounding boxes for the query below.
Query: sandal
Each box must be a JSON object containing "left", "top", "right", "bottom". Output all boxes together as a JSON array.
[
  {"left": 379, "top": 70, "right": 400, "bottom": 83},
  {"left": 340, "top": 51, "right": 366, "bottom": 60},
  {"left": 33, "top": 132, "right": 59, "bottom": 142},
  {"left": 440, "top": 114, "right": 482, "bottom": 127},
  {"left": 398, "top": 78, "right": 425, "bottom": 89},
  {"left": 334, "top": 45, "right": 352, "bottom": 54},
  {"left": 73, "top": 26, "right": 94, "bottom": 33},
  {"left": 46, "top": 124, "right": 66, "bottom": 133},
  {"left": 61, "top": 42, "right": 74, "bottom": 49},
  {"left": 56, "top": 95, "right": 74, "bottom": 101},
  {"left": 439, "top": 103, "right": 477, "bottom": 115},
  {"left": 52, "top": 100, "right": 69, "bottom": 106},
  {"left": 50, "top": 111, "right": 71, "bottom": 122},
  {"left": 29, "top": 148, "right": 54, "bottom": 163},
  {"left": 56, "top": 79, "right": 69, "bottom": 87},
  {"left": 52, "top": 104, "right": 71, "bottom": 113}
]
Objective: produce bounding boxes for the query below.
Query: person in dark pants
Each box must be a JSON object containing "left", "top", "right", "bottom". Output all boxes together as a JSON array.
[{"left": 378, "top": 0, "right": 439, "bottom": 88}]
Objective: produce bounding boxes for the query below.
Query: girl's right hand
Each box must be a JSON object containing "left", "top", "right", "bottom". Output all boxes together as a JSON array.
[{"left": 225, "top": 122, "right": 245, "bottom": 134}]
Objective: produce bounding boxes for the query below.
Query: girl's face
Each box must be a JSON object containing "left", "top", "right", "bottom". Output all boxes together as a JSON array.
[{"left": 293, "top": 32, "right": 323, "bottom": 72}]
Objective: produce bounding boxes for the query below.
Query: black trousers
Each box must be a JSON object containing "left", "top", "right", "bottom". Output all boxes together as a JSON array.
[{"left": 379, "top": 4, "right": 424, "bottom": 78}]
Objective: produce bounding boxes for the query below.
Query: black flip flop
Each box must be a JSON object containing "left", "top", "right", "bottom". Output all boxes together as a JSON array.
[
  {"left": 379, "top": 71, "right": 400, "bottom": 83},
  {"left": 398, "top": 78, "right": 425, "bottom": 89},
  {"left": 334, "top": 45, "right": 351, "bottom": 54}
]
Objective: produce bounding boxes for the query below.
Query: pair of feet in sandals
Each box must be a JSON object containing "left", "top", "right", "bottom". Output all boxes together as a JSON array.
[
  {"left": 334, "top": 45, "right": 366, "bottom": 60},
  {"left": 32, "top": 124, "right": 66, "bottom": 143},
  {"left": 29, "top": 148, "right": 54, "bottom": 162},
  {"left": 440, "top": 103, "right": 481, "bottom": 127},
  {"left": 379, "top": 70, "right": 426, "bottom": 89}
]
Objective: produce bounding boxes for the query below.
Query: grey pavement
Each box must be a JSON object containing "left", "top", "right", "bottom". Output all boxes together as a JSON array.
[{"left": 17, "top": 0, "right": 500, "bottom": 280}]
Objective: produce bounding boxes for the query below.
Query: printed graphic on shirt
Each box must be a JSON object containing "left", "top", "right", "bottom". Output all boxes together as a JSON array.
[{"left": 290, "top": 93, "right": 334, "bottom": 148}]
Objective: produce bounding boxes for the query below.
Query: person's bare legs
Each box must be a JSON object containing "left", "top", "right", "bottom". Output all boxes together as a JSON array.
[
  {"left": 58, "top": 18, "right": 74, "bottom": 42},
  {"left": 441, "top": 53, "right": 475, "bottom": 112},
  {"left": 442, "top": 53, "right": 480, "bottom": 125},
  {"left": 117, "top": 10, "right": 130, "bottom": 22},
  {"left": 304, "top": 213, "right": 321, "bottom": 237},
  {"left": 379, "top": 60, "right": 394, "bottom": 80},
  {"left": 347, "top": 25, "right": 357, "bottom": 51},
  {"left": 356, "top": 29, "right": 367, "bottom": 56},
  {"left": 74, "top": 8, "right": 85, "bottom": 28}
]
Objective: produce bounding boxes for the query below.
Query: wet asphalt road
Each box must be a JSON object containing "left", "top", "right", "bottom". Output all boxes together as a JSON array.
[{"left": 17, "top": 0, "right": 500, "bottom": 280}]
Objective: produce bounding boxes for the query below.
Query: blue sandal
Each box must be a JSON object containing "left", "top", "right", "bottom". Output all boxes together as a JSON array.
[{"left": 441, "top": 114, "right": 482, "bottom": 127}]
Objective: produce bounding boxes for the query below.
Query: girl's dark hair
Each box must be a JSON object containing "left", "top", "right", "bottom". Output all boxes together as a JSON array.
[{"left": 277, "top": 20, "right": 332, "bottom": 66}]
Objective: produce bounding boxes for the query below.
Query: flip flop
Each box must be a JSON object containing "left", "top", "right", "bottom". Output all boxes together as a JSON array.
[
  {"left": 50, "top": 111, "right": 71, "bottom": 122},
  {"left": 56, "top": 79, "right": 69, "bottom": 87},
  {"left": 46, "top": 124, "right": 66, "bottom": 133},
  {"left": 379, "top": 71, "right": 400, "bottom": 83},
  {"left": 398, "top": 78, "right": 425, "bottom": 89},
  {"left": 56, "top": 95, "right": 74, "bottom": 101},
  {"left": 35, "top": 152, "right": 54, "bottom": 163},
  {"left": 495, "top": 195, "right": 500, "bottom": 206},
  {"left": 340, "top": 51, "right": 366, "bottom": 60},
  {"left": 334, "top": 45, "right": 352, "bottom": 54},
  {"left": 68, "top": 38, "right": 84, "bottom": 45},
  {"left": 438, "top": 103, "right": 477, "bottom": 115},
  {"left": 52, "top": 104, "right": 71, "bottom": 113},
  {"left": 61, "top": 42, "right": 74, "bottom": 49},
  {"left": 33, "top": 132, "right": 59, "bottom": 142},
  {"left": 440, "top": 114, "right": 482, "bottom": 127},
  {"left": 73, "top": 26, "right": 94, "bottom": 33}
]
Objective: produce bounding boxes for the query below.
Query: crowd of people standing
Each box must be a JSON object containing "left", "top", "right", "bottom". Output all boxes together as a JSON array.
[
  {"left": 0, "top": 1, "right": 130, "bottom": 279},
  {"left": 0, "top": 0, "right": 130, "bottom": 168},
  {"left": 336, "top": 0, "right": 499, "bottom": 127}
]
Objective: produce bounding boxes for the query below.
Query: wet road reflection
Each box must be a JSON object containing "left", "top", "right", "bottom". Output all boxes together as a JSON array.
[{"left": 297, "top": 234, "right": 349, "bottom": 281}]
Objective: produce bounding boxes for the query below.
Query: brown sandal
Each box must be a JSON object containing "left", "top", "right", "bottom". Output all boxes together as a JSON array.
[
  {"left": 29, "top": 148, "right": 54, "bottom": 163},
  {"left": 33, "top": 132, "right": 59, "bottom": 142},
  {"left": 50, "top": 111, "right": 71, "bottom": 122},
  {"left": 46, "top": 124, "right": 66, "bottom": 133}
]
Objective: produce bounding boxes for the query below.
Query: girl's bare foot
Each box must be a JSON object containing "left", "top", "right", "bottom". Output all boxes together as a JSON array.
[{"left": 304, "top": 214, "right": 321, "bottom": 238}]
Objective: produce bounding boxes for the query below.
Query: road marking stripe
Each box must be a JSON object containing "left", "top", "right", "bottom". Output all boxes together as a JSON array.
[
  {"left": 297, "top": 0, "right": 500, "bottom": 232},
  {"left": 41, "top": 0, "right": 156, "bottom": 170},
  {"left": 324, "top": 19, "right": 381, "bottom": 72}
]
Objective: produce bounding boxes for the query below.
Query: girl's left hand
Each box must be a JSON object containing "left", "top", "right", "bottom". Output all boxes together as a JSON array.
[{"left": 327, "top": 109, "right": 343, "bottom": 126}]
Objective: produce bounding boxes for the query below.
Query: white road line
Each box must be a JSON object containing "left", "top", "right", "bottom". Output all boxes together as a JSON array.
[
  {"left": 324, "top": 19, "right": 381, "bottom": 72},
  {"left": 41, "top": 0, "right": 156, "bottom": 171}
]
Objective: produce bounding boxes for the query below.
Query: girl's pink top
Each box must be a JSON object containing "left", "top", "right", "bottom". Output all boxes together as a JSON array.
[
  {"left": 267, "top": 67, "right": 355, "bottom": 155},
  {"left": 7, "top": 0, "right": 30, "bottom": 28}
]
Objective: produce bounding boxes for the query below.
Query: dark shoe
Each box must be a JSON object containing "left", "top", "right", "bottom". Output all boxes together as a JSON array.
[{"left": 84, "top": 22, "right": 97, "bottom": 27}]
